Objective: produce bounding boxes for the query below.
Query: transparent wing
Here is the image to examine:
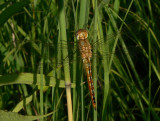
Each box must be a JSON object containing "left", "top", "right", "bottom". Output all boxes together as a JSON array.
[{"left": 47, "top": 20, "right": 146, "bottom": 71}]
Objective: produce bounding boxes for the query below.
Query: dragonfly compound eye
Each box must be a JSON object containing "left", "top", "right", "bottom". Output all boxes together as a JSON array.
[{"left": 76, "top": 29, "right": 88, "bottom": 40}]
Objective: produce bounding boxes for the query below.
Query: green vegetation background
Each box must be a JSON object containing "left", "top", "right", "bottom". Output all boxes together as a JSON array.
[{"left": 0, "top": 0, "right": 159, "bottom": 121}]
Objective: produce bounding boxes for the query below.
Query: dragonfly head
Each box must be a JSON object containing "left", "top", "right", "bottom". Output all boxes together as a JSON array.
[{"left": 76, "top": 29, "right": 88, "bottom": 40}]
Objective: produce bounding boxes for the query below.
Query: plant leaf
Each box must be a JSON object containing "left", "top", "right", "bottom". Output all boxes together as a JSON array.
[
  {"left": 0, "top": 73, "right": 75, "bottom": 88},
  {"left": 0, "top": 110, "right": 54, "bottom": 121},
  {"left": 0, "top": 0, "right": 30, "bottom": 27}
]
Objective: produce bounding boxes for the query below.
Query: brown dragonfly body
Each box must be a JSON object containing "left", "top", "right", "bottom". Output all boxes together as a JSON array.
[{"left": 76, "top": 29, "right": 96, "bottom": 110}]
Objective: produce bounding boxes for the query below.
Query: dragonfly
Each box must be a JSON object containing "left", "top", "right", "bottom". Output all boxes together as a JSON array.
[
  {"left": 50, "top": 20, "right": 145, "bottom": 109},
  {"left": 76, "top": 29, "right": 96, "bottom": 110}
]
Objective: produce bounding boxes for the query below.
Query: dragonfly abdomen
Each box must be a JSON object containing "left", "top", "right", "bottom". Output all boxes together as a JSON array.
[{"left": 83, "top": 58, "right": 96, "bottom": 110}]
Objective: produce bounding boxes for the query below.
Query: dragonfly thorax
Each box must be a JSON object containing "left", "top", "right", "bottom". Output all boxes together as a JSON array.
[{"left": 76, "top": 29, "right": 88, "bottom": 40}]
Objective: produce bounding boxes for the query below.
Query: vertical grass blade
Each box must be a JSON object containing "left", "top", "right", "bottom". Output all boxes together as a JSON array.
[
  {"left": 93, "top": 0, "right": 98, "bottom": 120},
  {"left": 72, "top": 1, "right": 78, "bottom": 120},
  {"left": 79, "top": 0, "right": 87, "bottom": 29},
  {"left": 79, "top": 0, "right": 87, "bottom": 119},
  {"left": 148, "top": 21, "right": 151, "bottom": 121},
  {"left": 40, "top": 45, "right": 44, "bottom": 121},
  {"left": 58, "top": 0, "right": 73, "bottom": 121}
]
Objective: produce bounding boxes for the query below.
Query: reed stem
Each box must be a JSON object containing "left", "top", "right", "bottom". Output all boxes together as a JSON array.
[{"left": 58, "top": 0, "right": 73, "bottom": 121}]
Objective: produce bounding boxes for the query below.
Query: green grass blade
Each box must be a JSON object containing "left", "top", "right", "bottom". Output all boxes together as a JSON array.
[
  {"left": 0, "top": 73, "right": 75, "bottom": 88},
  {"left": 92, "top": 0, "right": 98, "bottom": 120},
  {"left": 58, "top": 0, "right": 73, "bottom": 121},
  {"left": 0, "top": 0, "right": 30, "bottom": 27}
]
